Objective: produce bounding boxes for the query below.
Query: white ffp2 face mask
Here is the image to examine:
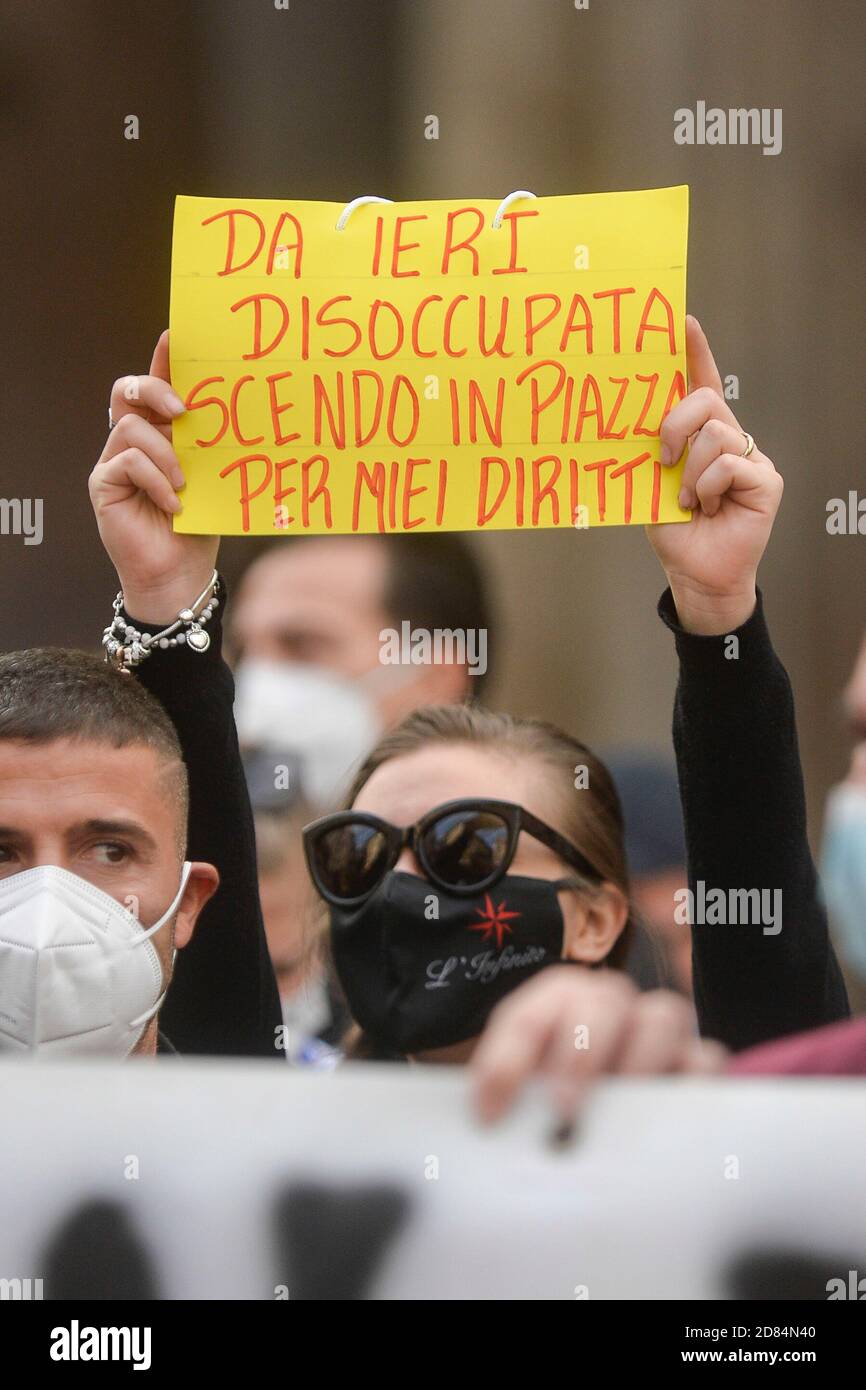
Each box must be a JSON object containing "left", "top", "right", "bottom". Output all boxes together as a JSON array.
[
  {"left": 0, "top": 862, "right": 192, "bottom": 1057},
  {"left": 233, "top": 660, "right": 382, "bottom": 809}
]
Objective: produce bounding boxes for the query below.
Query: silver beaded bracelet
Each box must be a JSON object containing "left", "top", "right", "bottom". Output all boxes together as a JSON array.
[{"left": 102, "top": 571, "right": 220, "bottom": 673}]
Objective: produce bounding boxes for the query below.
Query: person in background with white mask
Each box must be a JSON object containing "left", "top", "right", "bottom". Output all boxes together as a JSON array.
[
  {"left": 0, "top": 648, "right": 218, "bottom": 1056},
  {"left": 228, "top": 530, "right": 493, "bottom": 809},
  {"left": 241, "top": 743, "right": 347, "bottom": 1063},
  {"left": 822, "top": 628, "right": 866, "bottom": 1000},
  {"left": 253, "top": 802, "right": 348, "bottom": 1067}
]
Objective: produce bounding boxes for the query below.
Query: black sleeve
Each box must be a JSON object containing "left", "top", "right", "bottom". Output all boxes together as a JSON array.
[
  {"left": 126, "top": 580, "right": 282, "bottom": 1059},
  {"left": 659, "top": 587, "right": 849, "bottom": 1052}
]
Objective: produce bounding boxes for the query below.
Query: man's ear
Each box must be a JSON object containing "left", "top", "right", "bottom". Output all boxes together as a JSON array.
[
  {"left": 560, "top": 883, "right": 629, "bottom": 965},
  {"left": 173, "top": 863, "right": 220, "bottom": 949}
]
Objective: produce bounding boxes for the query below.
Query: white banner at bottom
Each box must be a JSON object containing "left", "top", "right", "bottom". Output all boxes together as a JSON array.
[{"left": 0, "top": 1060, "right": 863, "bottom": 1300}]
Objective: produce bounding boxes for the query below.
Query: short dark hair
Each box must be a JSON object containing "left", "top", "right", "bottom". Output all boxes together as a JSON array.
[
  {"left": 227, "top": 532, "right": 494, "bottom": 695},
  {"left": 380, "top": 534, "right": 493, "bottom": 696},
  {"left": 0, "top": 648, "right": 188, "bottom": 832}
]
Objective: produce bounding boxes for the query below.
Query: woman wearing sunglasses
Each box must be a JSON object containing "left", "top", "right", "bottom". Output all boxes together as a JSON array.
[
  {"left": 90, "top": 318, "right": 848, "bottom": 1098},
  {"left": 304, "top": 713, "right": 633, "bottom": 1060}
]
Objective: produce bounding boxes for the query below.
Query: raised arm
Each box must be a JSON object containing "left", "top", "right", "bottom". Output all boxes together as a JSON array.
[
  {"left": 647, "top": 318, "right": 848, "bottom": 1049},
  {"left": 89, "top": 332, "right": 282, "bottom": 1058}
]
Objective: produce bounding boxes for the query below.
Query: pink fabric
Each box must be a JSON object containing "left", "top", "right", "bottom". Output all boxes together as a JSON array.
[{"left": 726, "top": 1016, "right": 866, "bottom": 1077}]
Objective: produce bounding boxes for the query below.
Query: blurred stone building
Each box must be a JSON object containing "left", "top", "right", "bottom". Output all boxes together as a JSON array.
[{"left": 1, "top": 0, "right": 862, "bottom": 837}]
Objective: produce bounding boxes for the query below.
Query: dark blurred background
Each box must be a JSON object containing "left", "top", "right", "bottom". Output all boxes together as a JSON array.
[{"left": 1, "top": 0, "right": 863, "bottom": 839}]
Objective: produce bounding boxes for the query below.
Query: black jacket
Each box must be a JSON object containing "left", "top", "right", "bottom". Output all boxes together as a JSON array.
[
  {"left": 130, "top": 590, "right": 282, "bottom": 1059},
  {"left": 661, "top": 588, "right": 849, "bottom": 1051}
]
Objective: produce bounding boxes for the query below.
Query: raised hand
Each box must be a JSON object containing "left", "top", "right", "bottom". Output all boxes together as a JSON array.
[
  {"left": 88, "top": 331, "right": 219, "bottom": 623},
  {"left": 647, "top": 316, "right": 783, "bottom": 634}
]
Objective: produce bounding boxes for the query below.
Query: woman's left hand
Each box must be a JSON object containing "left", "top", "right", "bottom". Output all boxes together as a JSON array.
[
  {"left": 470, "top": 966, "right": 726, "bottom": 1123},
  {"left": 646, "top": 316, "right": 784, "bottom": 635}
]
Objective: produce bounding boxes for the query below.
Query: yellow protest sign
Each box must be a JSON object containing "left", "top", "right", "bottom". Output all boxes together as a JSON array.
[{"left": 169, "top": 185, "right": 690, "bottom": 535}]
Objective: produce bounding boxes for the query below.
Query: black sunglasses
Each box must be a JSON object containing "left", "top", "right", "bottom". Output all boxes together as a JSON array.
[{"left": 303, "top": 797, "right": 603, "bottom": 907}]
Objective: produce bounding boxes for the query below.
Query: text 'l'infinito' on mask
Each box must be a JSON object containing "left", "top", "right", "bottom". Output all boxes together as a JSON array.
[{"left": 329, "top": 869, "right": 570, "bottom": 1055}]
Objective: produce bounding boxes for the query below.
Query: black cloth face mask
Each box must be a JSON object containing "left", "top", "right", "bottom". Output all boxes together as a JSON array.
[{"left": 329, "top": 870, "right": 571, "bottom": 1055}]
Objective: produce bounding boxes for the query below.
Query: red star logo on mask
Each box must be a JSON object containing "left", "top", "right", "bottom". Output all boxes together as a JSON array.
[{"left": 470, "top": 893, "right": 521, "bottom": 949}]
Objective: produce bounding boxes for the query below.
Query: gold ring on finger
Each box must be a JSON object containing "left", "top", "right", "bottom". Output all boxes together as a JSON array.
[{"left": 740, "top": 431, "right": 755, "bottom": 458}]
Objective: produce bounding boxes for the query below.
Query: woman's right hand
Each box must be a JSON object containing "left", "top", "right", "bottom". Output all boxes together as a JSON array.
[
  {"left": 471, "top": 966, "right": 727, "bottom": 1123},
  {"left": 88, "top": 330, "right": 219, "bottom": 623}
]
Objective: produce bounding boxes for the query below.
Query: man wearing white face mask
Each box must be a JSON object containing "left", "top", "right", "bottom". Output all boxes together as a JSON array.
[
  {"left": 0, "top": 648, "right": 218, "bottom": 1057},
  {"left": 228, "top": 532, "right": 493, "bottom": 809}
]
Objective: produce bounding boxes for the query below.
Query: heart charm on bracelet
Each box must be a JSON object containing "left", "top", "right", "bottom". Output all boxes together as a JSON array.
[{"left": 186, "top": 627, "right": 211, "bottom": 653}]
